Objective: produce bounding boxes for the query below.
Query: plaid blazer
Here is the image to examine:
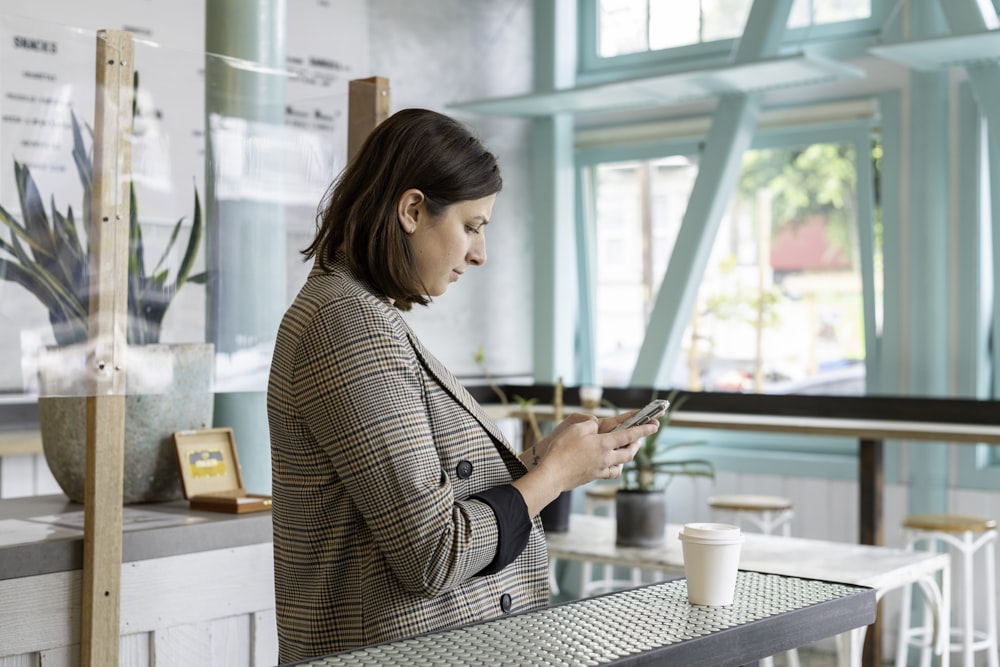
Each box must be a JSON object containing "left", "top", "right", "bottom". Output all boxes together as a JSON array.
[{"left": 267, "top": 257, "right": 549, "bottom": 663}]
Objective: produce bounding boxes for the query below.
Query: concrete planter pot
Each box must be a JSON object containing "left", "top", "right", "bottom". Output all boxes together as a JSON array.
[
  {"left": 615, "top": 488, "right": 667, "bottom": 547},
  {"left": 37, "top": 342, "right": 215, "bottom": 504}
]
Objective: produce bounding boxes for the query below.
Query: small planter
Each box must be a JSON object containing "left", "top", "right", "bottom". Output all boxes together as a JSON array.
[
  {"left": 540, "top": 489, "right": 573, "bottom": 532},
  {"left": 615, "top": 488, "right": 667, "bottom": 547}
]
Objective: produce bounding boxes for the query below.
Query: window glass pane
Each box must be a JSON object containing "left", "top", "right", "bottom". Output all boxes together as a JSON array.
[
  {"left": 701, "top": 0, "right": 753, "bottom": 42},
  {"left": 592, "top": 162, "right": 645, "bottom": 386},
  {"left": 649, "top": 2, "right": 700, "bottom": 51},
  {"left": 787, "top": 0, "right": 813, "bottom": 29},
  {"left": 813, "top": 0, "right": 871, "bottom": 23},
  {"left": 599, "top": 0, "right": 649, "bottom": 57},
  {"left": 591, "top": 142, "right": 875, "bottom": 395}
]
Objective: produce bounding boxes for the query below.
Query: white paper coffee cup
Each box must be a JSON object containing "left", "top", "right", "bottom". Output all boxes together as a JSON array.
[{"left": 678, "top": 522, "right": 744, "bottom": 606}]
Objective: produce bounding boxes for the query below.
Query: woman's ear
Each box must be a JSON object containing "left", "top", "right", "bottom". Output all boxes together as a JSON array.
[{"left": 397, "top": 188, "right": 425, "bottom": 234}]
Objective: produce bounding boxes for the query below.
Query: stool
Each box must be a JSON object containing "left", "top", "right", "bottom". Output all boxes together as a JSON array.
[
  {"left": 896, "top": 513, "right": 998, "bottom": 667},
  {"left": 709, "top": 494, "right": 798, "bottom": 667},
  {"left": 579, "top": 484, "right": 646, "bottom": 596},
  {"left": 708, "top": 494, "right": 795, "bottom": 536}
]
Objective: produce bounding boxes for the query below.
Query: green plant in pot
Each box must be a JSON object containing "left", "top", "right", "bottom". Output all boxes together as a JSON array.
[
  {"left": 616, "top": 391, "right": 714, "bottom": 547},
  {"left": 0, "top": 72, "right": 213, "bottom": 504}
]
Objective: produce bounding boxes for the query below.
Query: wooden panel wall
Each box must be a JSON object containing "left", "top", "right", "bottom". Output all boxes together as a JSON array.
[{"left": 0, "top": 544, "right": 276, "bottom": 667}]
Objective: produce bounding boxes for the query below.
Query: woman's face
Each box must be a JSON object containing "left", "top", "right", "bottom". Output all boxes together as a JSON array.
[{"left": 401, "top": 191, "right": 496, "bottom": 297}]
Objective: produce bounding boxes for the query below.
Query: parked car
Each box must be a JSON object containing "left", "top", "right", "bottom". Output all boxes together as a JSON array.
[{"left": 764, "top": 363, "right": 866, "bottom": 396}]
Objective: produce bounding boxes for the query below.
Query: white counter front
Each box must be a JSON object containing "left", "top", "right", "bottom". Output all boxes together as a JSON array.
[{"left": 0, "top": 495, "right": 276, "bottom": 667}]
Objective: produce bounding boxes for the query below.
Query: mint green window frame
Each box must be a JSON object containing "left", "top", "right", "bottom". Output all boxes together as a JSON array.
[{"left": 577, "top": 0, "right": 888, "bottom": 82}]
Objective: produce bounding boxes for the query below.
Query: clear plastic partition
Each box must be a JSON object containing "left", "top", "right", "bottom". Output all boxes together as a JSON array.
[
  {"left": 1, "top": 17, "right": 360, "bottom": 497},
  {"left": 1, "top": 18, "right": 352, "bottom": 400}
]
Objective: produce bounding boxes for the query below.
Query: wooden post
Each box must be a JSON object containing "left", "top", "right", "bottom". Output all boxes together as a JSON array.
[
  {"left": 81, "top": 29, "right": 134, "bottom": 667},
  {"left": 347, "top": 76, "right": 390, "bottom": 162}
]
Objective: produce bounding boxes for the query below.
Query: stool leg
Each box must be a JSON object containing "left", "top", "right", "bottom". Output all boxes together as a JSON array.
[
  {"left": 962, "top": 536, "right": 974, "bottom": 667},
  {"left": 941, "top": 556, "right": 951, "bottom": 667},
  {"left": 835, "top": 626, "right": 865, "bottom": 667},
  {"left": 760, "top": 510, "right": 774, "bottom": 534},
  {"left": 896, "top": 534, "right": 915, "bottom": 667},
  {"left": 920, "top": 588, "right": 934, "bottom": 667},
  {"left": 985, "top": 537, "right": 998, "bottom": 667}
]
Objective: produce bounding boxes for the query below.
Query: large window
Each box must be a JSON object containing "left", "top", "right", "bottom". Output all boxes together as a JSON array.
[
  {"left": 596, "top": 0, "right": 873, "bottom": 58},
  {"left": 588, "top": 140, "right": 880, "bottom": 394}
]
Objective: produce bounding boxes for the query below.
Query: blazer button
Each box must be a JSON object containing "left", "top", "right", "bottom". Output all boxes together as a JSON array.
[
  {"left": 456, "top": 460, "right": 473, "bottom": 479},
  {"left": 500, "top": 593, "right": 512, "bottom": 614}
]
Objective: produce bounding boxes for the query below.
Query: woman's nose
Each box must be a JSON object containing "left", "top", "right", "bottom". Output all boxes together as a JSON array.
[{"left": 468, "top": 235, "right": 487, "bottom": 266}]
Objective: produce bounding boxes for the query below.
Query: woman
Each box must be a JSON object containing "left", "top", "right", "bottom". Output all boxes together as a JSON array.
[{"left": 267, "top": 108, "right": 659, "bottom": 662}]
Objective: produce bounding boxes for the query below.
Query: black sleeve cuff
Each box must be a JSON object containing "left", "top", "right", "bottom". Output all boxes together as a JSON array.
[{"left": 470, "top": 484, "right": 533, "bottom": 576}]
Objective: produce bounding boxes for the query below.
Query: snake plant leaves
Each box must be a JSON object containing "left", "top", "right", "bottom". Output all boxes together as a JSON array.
[{"left": 0, "top": 76, "right": 204, "bottom": 347}]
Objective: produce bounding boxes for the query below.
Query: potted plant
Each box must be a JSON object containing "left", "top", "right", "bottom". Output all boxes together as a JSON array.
[
  {"left": 616, "top": 390, "right": 714, "bottom": 547},
  {"left": 0, "top": 72, "right": 211, "bottom": 503}
]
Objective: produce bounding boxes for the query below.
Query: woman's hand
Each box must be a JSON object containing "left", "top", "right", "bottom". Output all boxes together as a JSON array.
[{"left": 512, "top": 412, "right": 659, "bottom": 518}]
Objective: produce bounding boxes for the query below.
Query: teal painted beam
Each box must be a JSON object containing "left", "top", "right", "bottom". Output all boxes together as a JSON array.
[
  {"left": 938, "top": 0, "right": 1000, "bottom": 155},
  {"left": 906, "top": 71, "right": 949, "bottom": 398},
  {"left": 992, "top": 133, "right": 1000, "bottom": 400},
  {"left": 574, "top": 167, "right": 597, "bottom": 384},
  {"left": 731, "top": 0, "right": 796, "bottom": 63},
  {"left": 535, "top": 0, "right": 577, "bottom": 91},
  {"left": 532, "top": 0, "right": 578, "bottom": 383},
  {"left": 877, "top": 92, "right": 904, "bottom": 485},
  {"left": 630, "top": 0, "right": 793, "bottom": 387},
  {"left": 954, "top": 83, "right": 1000, "bottom": 490},
  {"left": 532, "top": 115, "right": 578, "bottom": 383},
  {"left": 205, "top": 0, "right": 287, "bottom": 494},
  {"left": 955, "top": 83, "right": 992, "bottom": 401},
  {"left": 876, "top": 92, "right": 904, "bottom": 397},
  {"left": 853, "top": 131, "right": 879, "bottom": 394},
  {"left": 905, "top": 3, "right": 950, "bottom": 517}
]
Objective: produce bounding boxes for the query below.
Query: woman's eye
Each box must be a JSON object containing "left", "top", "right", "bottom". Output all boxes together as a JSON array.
[{"left": 466, "top": 226, "right": 481, "bottom": 235}]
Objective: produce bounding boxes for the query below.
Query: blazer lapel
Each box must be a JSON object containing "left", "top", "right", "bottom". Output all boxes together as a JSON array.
[{"left": 400, "top": 325, "right": 516, "bottom": 458}]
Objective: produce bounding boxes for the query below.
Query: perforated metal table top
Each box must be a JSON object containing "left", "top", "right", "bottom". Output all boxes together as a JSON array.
[{"left": 287, "top": 571, "right": 875, "bottom": 667}]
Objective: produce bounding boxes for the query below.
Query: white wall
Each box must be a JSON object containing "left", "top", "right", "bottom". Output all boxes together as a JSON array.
[{"left": 368, "top": 0, "right": 537, "bottom": 381}]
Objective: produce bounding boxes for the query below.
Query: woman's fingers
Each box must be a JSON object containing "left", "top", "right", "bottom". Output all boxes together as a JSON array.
[
  {"left": 608, "top": 421, "right": 658, "bottom": 450},
  {"left": 599, "top": 408, "right": 661, "bottom": 433}
]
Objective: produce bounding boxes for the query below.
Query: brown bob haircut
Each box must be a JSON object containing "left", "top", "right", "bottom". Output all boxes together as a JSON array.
[{"left": 304, "top": 108, "right": 502, "bottom": 310}]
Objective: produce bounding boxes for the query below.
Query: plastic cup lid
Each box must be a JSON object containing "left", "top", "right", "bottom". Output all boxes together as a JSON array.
[{"left": 680, "top": 522, "right": 742, "bottom": 541}]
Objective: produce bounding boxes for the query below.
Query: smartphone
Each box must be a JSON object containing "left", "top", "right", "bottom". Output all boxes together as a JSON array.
[{"left": 612, "top": 399, "right": 669, "bottom": 432}]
